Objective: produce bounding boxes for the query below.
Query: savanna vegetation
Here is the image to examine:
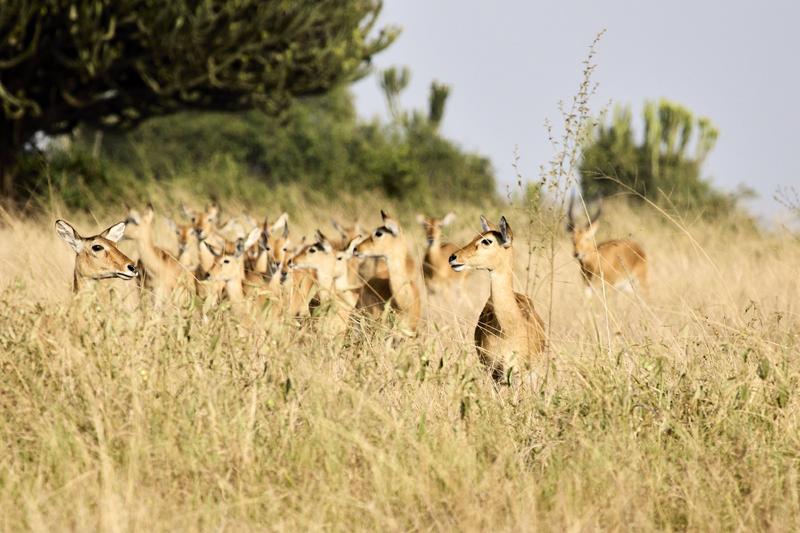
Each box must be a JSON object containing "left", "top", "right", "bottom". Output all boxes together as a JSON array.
[
  {"left": 1, "top": 192, "right": 799, "bottom": 531},
  {"left": 1, "top": 3, "right": 797, "bottom": 532},
  {"left": 580, "top": 100, "right": 753, "bottom": 216}
]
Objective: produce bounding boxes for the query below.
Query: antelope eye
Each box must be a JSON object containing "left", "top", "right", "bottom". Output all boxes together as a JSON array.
[
  {"left": 375, "top": 230, "right": 383, "bottom": 237},
  {"left": 91, "top": 244, "right": 104, "bottom": 252},
  {"left": 309, "top": 248, "right": 316, "bottom": 254},
  {"left": 481, "top": 239, "right": 492, "bottom": 246},
  {"left": 223, "top": 259, "right": 230, "bottom": 264}
]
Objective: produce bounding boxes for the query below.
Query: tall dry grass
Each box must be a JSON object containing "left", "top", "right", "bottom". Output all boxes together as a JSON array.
[{"left": 1, "top": 193, "right": 799, "bottom": 531}]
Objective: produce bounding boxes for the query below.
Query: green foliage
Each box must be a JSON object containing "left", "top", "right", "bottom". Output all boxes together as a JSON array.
[
  {"left": 427, "top": 81, "right": 450, "bottom": 131},
  {"left": 0, "top": 0, "right": 398, "bottom": 195},
  {"left": 36, "top": 80, "right": 494, "bottom": 210},
  {"left": 379, "top": 66, "right": 411, "bottom": 121},
  {"left": 580, "top": 100, "right": 739, "bottom": 214}
]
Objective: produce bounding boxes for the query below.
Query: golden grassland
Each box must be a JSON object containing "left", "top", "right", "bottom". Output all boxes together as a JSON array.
[{"left": 1, "top": 193, "right": 799, "bottom": 531}]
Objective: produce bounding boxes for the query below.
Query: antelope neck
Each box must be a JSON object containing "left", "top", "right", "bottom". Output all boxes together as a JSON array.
[
  {"left": 487, "top": 256, "right": 524, "bottom": 328},
  {"left": 135, "top": 222, "right": 165, "bottom": 271},
  {"left": 386, "top": 247, "right": 415, "bottom": 302}
]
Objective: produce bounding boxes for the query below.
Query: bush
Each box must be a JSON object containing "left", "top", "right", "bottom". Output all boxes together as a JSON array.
[
  {"left": 48, "top": 86, "right": 497, "bottom": 210},
  {"left": 580, "top": 100, "right": 744, "bottom": 217}
]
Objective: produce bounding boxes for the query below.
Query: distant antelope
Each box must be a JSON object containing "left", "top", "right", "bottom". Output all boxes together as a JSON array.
[
  {"left": 332, "top": 218, "right": 386, "bottom": 282},
  {"left": 449, "top": 216, "right": 545, "bottom": 380},
  {"left": 354, "top": 210, "right": 421, "bottom": 334},
  {"left": 55, "top": 219, "right": 138, "bottom": 292},
  {"left": 204, "top": 228, "right": 261, "bottom": 306},
  {"left": 126, "top": 205, "right": 193, "bottom": 300},
  {"left": 182, "top": 202, "right": 226, "bottom": 273},
  {"left": 288, "top": 230, "right": 358, "bottom": 334},
  {"left": 276, "top": 237, "right": 319, "bottom": 318},
  {"left": 183, "top": 203, "right": 227, "bottom": 300},
  {"left": 567, "top": 196, "right": 648, "bottom": 296},
  {"left": 331, "top": 219, "right": 364, "bottom": 251},
  {"left": 167, "top": 218, "right": 198, "bottom": 270},
  {"left": 330, "top": 219, "right": 368, "bottom": 288},
  {"left": 246, "top": 213, "right": 289, "bottom": 284},
  {"left": 416, "top": 212, "right": 461, "bottom": 291}
]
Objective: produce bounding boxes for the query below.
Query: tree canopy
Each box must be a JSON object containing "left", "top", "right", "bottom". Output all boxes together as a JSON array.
[
  {"left": 45, "top": 67, "right": 495, "bottom": 209},
  {"left": 580, "top": 100, "right": 737, "bottom": 213},
  {"left": 0, "top": 0, "right": 398, "bottom": 195}
]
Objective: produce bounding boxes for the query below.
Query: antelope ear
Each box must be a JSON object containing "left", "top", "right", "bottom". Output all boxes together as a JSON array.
[
  {"left": 331, "top": 219, "right": 345, "bottom": 236},
  {"left": 315, "top": 230, "right": 333, "bottom": 253},
  {"left": 101, "top": 221, "right": 127, "bottom": 243},
  {"left": 125, "top": 209, "right": 141, "bottom": 226},
  {"left": 381, "top": 211, "right": 400, "bottom": 236},
  {"left": 345, "top": 234, "right": 362, "bottom": 254},
  {"left": 244, "top": 228, "right": 261, "bottom": 251},
  {"left": 272, "top": 212, "right": 289, "bottom": 235},
  {"left": 441, "top": 212, "right": 456, "bottom": 226},
  {"left": 166, "top": 218, "right": 179, "bottom": 234},
  {"left": 55, "top": 220, "right": 84, "bottom": 253},
  {"left": 479, "top": 215, "right": 492, "bottom": 233},
  {"left": 415, "top": 214, "right": 427, "bottom": 225},
  {"left": 203, "top": 241, "right": 221, "bottom": 257},
  {"left": 180, "top": 203, "right": 194, "bottom": 219},
  {"left": 498, "top": 216, "right": 513, "bottom": 248},
  {"left": 585, "top": 220, "right": 599, "bottom": 238},
  {"left": 206, "top": 203, "right": 219, "bottom": 221},
  {"left": 143, "top": 203, "right": 155, "bottom": 223}
]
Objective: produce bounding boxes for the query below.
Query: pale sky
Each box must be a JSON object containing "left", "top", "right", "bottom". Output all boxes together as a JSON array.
[{"left": 352, "top": 0, "right": 800, "bottom": 218}]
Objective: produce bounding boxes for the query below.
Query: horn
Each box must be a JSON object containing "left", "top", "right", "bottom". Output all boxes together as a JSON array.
[
  {"left": 588, "top": 198, "right": 602, "bottom": 225},
  {"left": 567, "top": 191, "right": 577, "bottom": 231}
]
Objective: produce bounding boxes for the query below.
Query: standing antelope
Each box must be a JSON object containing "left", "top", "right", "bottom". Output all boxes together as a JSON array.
[
  {"left": 354, "top": 211, "right": 421, "bottom": 334},
  {"left": 567, "top": 196, "right": 648, "bottom": 296},
  {"left": 416, "top": 212, "right": 461, "bottom": 291},
  {"left": 332, "top": 218, "right": 387, "bottom": 282},
  {"left": 244, "top": 214, "right": 315, "bottom": 318},
  {"left": 330, "top": 219, "right": 368, "bottom": 289},
  {"left": 184, "top": 203, "right": 227, "bottom": 300},
  {"left": 125, "top": 205, "right": 193, "bottom": 300},
  {"left": 449, "top": 216, "right": 545, "bottom": 381},
  {"left": 55, "top": 219, "right": 138, "bottom": 292},
  {"left": 288, "top": 231, "right": 358, "bottom": 335},
  {"left": 167, "top": 218, "right": 199, "bottom": 270},
  {"left": 245, "top": 213, "right": 289, "bottom": 286},
  {"left": 204, "top": 229, "right": 261, "bottom": 307}
]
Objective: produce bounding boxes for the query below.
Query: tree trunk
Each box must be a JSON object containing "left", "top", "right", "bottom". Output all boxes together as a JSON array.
[
  {"left": 1, "top": 120, "right": 26, "bottom": 200},
  {"left": 1, "top": 148, "right": 15, "bottom": 200}
]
